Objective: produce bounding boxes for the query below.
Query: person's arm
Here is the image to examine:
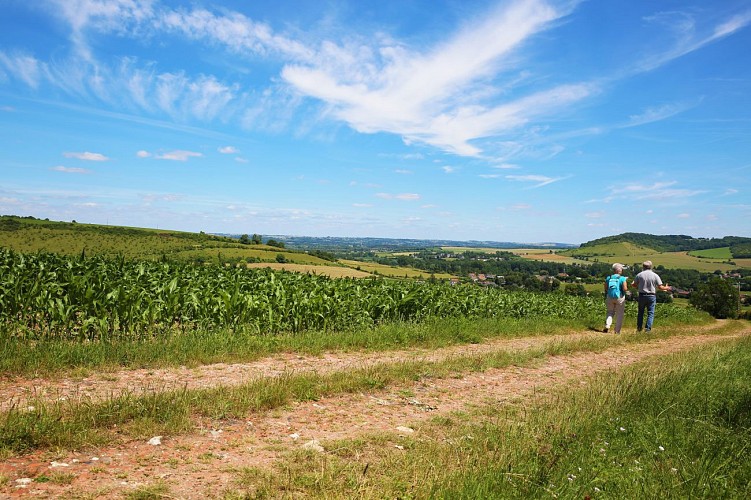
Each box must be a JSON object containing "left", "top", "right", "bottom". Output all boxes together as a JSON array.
[
  {"left": 621, "top": 278, "right": 628, "bottom": 294},
  {"left": 657, "top": 274, "right": 670, "bottom": 292}
]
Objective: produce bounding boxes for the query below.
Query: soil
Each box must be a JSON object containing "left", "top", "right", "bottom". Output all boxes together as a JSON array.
[{"left": 1, "top": 321, "right": 748, "bottom": 498}]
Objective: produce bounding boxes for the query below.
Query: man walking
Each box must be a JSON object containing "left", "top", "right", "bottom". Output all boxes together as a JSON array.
[{"left": 631, "top": 261, "right": 671, "bottom": 332}]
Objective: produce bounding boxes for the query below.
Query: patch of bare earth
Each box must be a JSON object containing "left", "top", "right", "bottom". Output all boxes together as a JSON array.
[{"left": 1, "top": 322, "right": 748, "bottom": 498}]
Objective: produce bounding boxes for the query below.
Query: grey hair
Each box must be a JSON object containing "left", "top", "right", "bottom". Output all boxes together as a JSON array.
[
  {"left": 612, "top": 263, "right": 623, "bottom": 273},
  {"left": 642, "top": 260, "right": 653, "bottom": 269}
]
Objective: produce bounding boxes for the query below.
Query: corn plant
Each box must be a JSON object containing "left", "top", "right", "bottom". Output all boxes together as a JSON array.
[{"left": 0, "top": 248, "right": 634, "bottom": 340}]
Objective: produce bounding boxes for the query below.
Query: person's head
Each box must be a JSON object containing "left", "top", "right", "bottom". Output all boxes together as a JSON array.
[
  {"left": 612, "top": 263, "right": 623, "bottom": 274},
  {"left": 642, "top": 260, "right": 653, "bottom": 270}
]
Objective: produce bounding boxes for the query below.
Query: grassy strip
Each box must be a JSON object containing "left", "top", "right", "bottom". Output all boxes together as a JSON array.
[
  {"left": 0, "top": 306, "right": 712, "bottom": 377},
  {"left": 236, "top": 330, "right": 751, "bottom": 498},
  {"left": 0, "top": 319, "right": 740, "bottom": 457}
]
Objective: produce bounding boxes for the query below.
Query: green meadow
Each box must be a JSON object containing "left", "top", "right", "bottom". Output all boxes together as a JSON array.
[
  {"left": 560, "top": 241, "right": 747, "bottom": 272},
  {"left": 688, "top": 246, "right": 733, "bottom": 259}
]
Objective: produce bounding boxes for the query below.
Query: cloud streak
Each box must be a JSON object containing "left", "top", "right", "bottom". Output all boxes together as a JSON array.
[
  {"left": 376, "top": 192, "right": 421, "bottom": 201},
  {"left": 155, "top": 150, "right": 203, "bottom": 161},
  {"left": 63, "top": 151, "right": 109, "bottom": 161},
  {"left": 51, "top": 165, "right": 91, "bottom": 174},
  {"left": 505, "top": 174, "right": 564, "bottom": 188}
]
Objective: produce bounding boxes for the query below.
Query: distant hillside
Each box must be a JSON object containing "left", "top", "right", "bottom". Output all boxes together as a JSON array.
[
  {"left": 220, "top": 234, "right": 578, "bottom": 251},
  {"left": 580, "top": 233, "right": 751, "bottom": 258},
  {"left": 0, "top": 215, "right": 455, "bottom": 279},
  {"left": 0, "top": 215, "right": 330, "bottom": 267}
]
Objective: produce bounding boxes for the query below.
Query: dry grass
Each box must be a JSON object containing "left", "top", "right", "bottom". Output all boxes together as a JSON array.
[
  {"left": 338, "top": 259, "right": 454, "bottom": 279},
  {"left": 246, "top": 262, "right": 373, "bottom": 278}
]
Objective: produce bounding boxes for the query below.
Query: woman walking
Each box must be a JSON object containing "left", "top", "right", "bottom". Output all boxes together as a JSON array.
[{"left": 603, "top": 263, "right": 628, "bottom": 334}]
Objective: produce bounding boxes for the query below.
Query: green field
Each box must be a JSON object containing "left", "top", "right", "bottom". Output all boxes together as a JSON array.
[
  {"left": 560, "top": 241, "right": 749, "bottom": 272},
  {"left": 439, "top": 242, "right": 751, "bottom": 271},
  {"left": 689, "top": 246, "right": 733, "bottom": 259}
]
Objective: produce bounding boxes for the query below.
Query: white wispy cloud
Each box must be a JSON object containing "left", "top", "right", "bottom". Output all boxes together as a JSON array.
[
  {"left": 505, "top": 174, "right": 563, "bottom": 188},
  {"left": 606, "top": 181, "right": 705, "bottom": 202},
  {"left": 395, "top": 169, "right": 413, "bottom": 175},
  {"left": 218, "top": 146, "right": 238, "bottom": 154},
  {"left": 140, "top": 193, "right": 184, "bottom": 203},
  {"left": 0, "top": 52, "right": 41, "bottom": 88},
  {"left": 51, "top": 165, "right": 91, "bottom": 174},
  {"left": 624, "top": 101, "right": 695, "bottom": 128},
  {"left": 158, "top": 7, "right": 312, "bottom": 60},
  {"left": 136, "top": 150, "right": 151, "bottom": 158},
  {"left": 634, "top": 9, "right": 751, "bottom": 73},
  {"left": 155, "top": 150, "right": 203, "bottom": 161},
  {"left": 376, "top": 192, "right": 421, "bottom": 201},
  {"left": 63, "top": 151, "right": 109, "bottom": 161},
  {"left": 280, "top": 0, "right": 581, "bottom": 156},
  {"left": 442, "top": 166, "right": 456, "bottom": 174},
  {"left": 510, "top": 203, "right": 532, "bottom": 210},
  {"left": 46, "top": 0, "right": 156, "bottom": 60}
]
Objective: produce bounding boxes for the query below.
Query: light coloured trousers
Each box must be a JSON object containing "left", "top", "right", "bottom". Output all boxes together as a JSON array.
[{"left": 605, "top": 296, "right": 626, "bottom": 333}]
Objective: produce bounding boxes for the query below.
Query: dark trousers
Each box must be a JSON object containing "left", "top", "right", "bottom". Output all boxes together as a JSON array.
[{"left": 637, "top": 294, "right": 657, "bottom": 331}]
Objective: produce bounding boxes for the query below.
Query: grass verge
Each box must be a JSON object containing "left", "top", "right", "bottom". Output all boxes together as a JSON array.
[
  {"left": 0, "top": 305, "right": 711, "bottom": 377},
  {"left": 230, "top": 331, "right": 751, "bottom": 498}
]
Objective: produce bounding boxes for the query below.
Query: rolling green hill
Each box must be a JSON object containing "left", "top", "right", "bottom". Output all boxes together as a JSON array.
[
  {"left": 0, "top": 215, "right": 443, "bottom": 278},
  {"left": 580, "top": 232, "right": 751, "bottom": 258},
  {"left": 561, "top": 235, "right": 751, "bottom": 272},
  {"left": 0, "top": 215, "right": 330, "bottom": 266}
]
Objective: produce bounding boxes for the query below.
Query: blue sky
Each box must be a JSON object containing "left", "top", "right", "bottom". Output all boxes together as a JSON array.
[{"left": 1, "top": 0, "right": 750, "bottom": 244}]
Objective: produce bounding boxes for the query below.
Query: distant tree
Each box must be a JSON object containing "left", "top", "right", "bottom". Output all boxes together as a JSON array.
[
  {"left": 239, "top": 234, "right": 250, "bottom": 245},
  {"left": 689, "top": 277, "right": 739, "bottom": 319},
  {"left": 252, "top": 233, "right": 262, "bottom": 244},
  {"left": 275, "top": 253, "right": 287, "bottom": 263},
  {"left": 267, "top": 239, "right": 285, "bottom": 249}
]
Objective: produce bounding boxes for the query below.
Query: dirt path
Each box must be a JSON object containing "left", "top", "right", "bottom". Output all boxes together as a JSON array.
[
  {"left": 2, "top": 330, "right": 600, "bottom": 412},
  {"left": 1, "top": 322, "right": 748, "bottom": 498},
  {"left": 0, "top": 322, "right": 723, "bottom": 412}
]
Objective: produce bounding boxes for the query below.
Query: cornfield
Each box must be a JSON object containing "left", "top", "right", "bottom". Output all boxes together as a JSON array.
[{"left": 0, "top": 249, "right": 696, "bottom": 340}]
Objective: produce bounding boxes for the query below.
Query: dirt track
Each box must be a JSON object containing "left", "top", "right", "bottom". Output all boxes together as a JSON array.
[{"left": 1, "top": 321, "right": 748, "bottom": 498}]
